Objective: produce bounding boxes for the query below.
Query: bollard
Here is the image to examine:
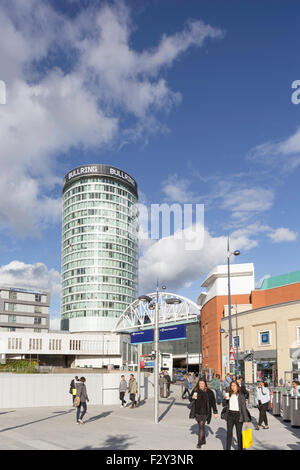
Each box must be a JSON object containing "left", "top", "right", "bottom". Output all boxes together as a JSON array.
[
  {"left": 281, "top": 394, "right": 291, "bottom": 421},
  {"left": 290, "top": 397, "right": 300, "bottom": 427},
  {"left": 272, "top": 390, "right": 281, "bottom": 416}
]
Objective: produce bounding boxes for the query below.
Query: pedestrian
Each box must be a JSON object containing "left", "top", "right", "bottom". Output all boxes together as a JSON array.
[
  {"left": 69, "top": 376, "right": 79, "bottom": 405},
  {"left": 256, "top": 381, "right": 270, "bottom": 430},
  {"left": 75, "top": 377, "right": 89, "bottom": 424},
  {"left": 128, "top": 374, "right": 138, "bottom": 408},
  {"left": 189, "top": 377, "right": 218, "bottom": 449},
  {"left": 222, "top": 373, "right": 232, "bottom": 393},
  {"left": 164, "top": 371, "right": 171, "bottom": 397},
  {"left": 210, "top": 374, "right": 222, "bottom": 405},
  {"left": 159, "top": 373, "right": 165, "bottom": 398},
  {"left": 237, "top": 377, "right": 249, "bottom": 401},
  {"left": 290, "top": 380, "right": 300, "bottom": 397},
  {"left": 119, "top": 375, "right": 127, "bottom": 408},
  {"left": 224, "top": 381, "right": 251, "bottom": 450},
  {"left": 182, "top": 375, "right": 190, "bottom": 400}
]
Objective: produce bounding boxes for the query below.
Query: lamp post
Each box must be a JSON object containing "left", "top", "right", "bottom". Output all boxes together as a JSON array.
[
  {"left": 227, "top": 237, "right": 240, "bottom": 374},
  {"left": 139, "top": 284, "right": 166, "bottom": 424}
]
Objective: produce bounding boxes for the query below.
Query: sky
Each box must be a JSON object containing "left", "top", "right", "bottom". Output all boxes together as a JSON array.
[{"left": 1, "top": 0, "right": 300, "bottom": 329}]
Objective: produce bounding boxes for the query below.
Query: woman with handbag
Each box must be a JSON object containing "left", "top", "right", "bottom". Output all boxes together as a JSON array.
[
  {"left": 75, "top": 377, "right": 89, "bottom": 424},
  {"left": 224, "top": 381, "right": 251, "bottom": 450},
  {"left": 189, "top": 377, "right": 218, "bottom": 449}
]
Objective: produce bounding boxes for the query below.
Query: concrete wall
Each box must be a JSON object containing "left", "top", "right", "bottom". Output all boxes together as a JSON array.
[{"left": 0, "top": 372, "right": 154, "bottom": 409}]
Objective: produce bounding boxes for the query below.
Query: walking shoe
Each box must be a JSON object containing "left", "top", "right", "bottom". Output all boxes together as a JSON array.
[
  {"left": 78, "top": 419, "right": 84, "bottom": 424},
  {"left": 120, "top": 405, "right": 124, "bottom": 408},
  {"left": 76, "top": 421, "right": 80, "bottom": 425},
  {"left": 196, "top": 444, "right": 201, "bottom": 449}
]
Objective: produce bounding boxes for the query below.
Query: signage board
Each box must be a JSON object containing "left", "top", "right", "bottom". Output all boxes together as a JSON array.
[{"left": 131, "top": 324, "right": 186, "bottom": 344}]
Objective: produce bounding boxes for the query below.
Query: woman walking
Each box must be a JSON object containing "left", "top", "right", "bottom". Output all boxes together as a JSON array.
[
  {"left": 75, "top": 377, "right": 89, "bottom": 424},
  {"left": 190, "top": 377, "right": 218, "bottom": 449},
  {"left": 256, "top": 381, "right": 270, "bottom": 430},
  {"left": 225, "top": 381, "right": 251, "bottom": 450}
]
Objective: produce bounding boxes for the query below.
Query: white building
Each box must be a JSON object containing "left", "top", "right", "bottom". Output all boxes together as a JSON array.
[
  {"left": 0, "top": 330, "right": 136, "bottom": 369},
  {"left": 198, "top": 263, "right": 255, "bottom": 307}
]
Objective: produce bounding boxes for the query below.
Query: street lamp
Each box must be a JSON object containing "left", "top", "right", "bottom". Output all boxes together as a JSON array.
[
  {"left": 227, "top": 237, "right": 240, "bottom": 374},
  {"left": 138, "top": 284, "right": 166, "bottom": 424}
]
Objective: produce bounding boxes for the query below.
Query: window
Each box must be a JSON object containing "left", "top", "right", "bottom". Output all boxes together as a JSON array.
[
  {"left": 8, "top": 314, "right": 16, "bottom": 323},
  {"left": 206, "top": 323, "right": 208, "bottom": 333},
  {"left": 259, "top": 330, "right": 271, "bottom": 346},
  {"left": 35, "top": 294, "right": 42, "bottom": 302},
  {"left": 34, "top": 317, "right": 42, "bottom": 325}
]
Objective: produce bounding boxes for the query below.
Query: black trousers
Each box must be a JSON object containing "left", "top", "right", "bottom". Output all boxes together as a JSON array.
[
  {"left": 226, "top": 411, "right": 243, "bottom": 450},
  {"left": 195, "top": 414, "right": 208, "bottom": 445},
  {"left": 182, "top": 387, "right": 190, "bottom": 399},
  {"left": 120, "top": 391, "right": 126, "bottom": 406},
  {"left": 258, "top": 402, "right": 269, "bottom": 426}
]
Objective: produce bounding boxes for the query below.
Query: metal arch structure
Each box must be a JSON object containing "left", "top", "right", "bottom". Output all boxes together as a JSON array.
[{"left": 113, "top": 292, "right": 200, "bottom": 333}]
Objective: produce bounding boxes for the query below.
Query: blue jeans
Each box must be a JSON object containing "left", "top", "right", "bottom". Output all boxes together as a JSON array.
[
  {"left": 215, "top": 389, "right": 222, "bottom": 404},
  {"left": 76, "top": 402, "right": 87, "bottom": 422}
]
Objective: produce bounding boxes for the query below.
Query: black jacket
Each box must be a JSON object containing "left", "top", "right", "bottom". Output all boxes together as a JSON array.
[
  {"left": 239, "top": 384, "right": 249, "bottom": 400},
  {"left": 224, "top": 392, "right": 251, "bottom": 423},
  {"left": 189, "top": 388, "right": 217, "bottom": 424}
]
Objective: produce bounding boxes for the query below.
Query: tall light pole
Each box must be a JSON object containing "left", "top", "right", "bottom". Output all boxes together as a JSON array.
[
  {"left": 227, "top": 237, "right": 240, "bottom": 374},
  {"left": 139, "top": 283, "right": 166, "bottom": 425}
]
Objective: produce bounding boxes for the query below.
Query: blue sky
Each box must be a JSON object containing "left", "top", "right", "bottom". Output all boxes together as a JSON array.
[{"left": 1, "top": 0, "right": 300, "bottom": 327}]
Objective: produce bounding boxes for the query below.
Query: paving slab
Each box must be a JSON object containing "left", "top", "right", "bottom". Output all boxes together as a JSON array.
[{"left": 0, "top": 386, "right": 299, "bottom": 450}]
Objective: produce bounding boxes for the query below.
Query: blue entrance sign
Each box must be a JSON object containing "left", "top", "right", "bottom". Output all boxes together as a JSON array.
[
  {"left": 131, "top": 324, "right": 186, "bottom": 344},
  {"left": 131, "top": 329, "right": 154, "bottom": 344},
  {"left": 160, "top": 324, "right": 186, "bottom": 342}
]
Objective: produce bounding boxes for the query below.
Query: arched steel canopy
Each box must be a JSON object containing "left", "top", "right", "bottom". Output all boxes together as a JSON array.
[{"left": 113, "top": 292, "right": 200, "bottom": 332}]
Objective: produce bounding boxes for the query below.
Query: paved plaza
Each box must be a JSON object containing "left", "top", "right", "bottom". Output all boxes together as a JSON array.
[{"left": 0, "top": 385, "right": 299, "bottom": 451}]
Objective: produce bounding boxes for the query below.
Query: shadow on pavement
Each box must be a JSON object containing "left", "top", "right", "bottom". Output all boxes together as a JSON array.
[
  {"left": 0, "top": 409, "right": 74, "bottom": 433},
  {"left": 81, "top": 434, "right": 136, "bottom": 450},
  {"left": 85, "top": 411, "right": 113, "bottom": 423},
  {"left": 159, "top": 398, "right": 176, "bottom": 423}
]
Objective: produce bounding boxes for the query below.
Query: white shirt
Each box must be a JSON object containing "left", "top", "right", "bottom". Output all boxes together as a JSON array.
[
  {"left": 229, "top": 394, "right": 239, "bottom": 411},
  {"left": 257, "top": 386, "right": 270, "bottom": 404}
]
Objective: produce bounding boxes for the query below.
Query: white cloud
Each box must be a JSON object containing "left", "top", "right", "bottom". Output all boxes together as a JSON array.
[
  {"left": 220, "top": 187, "right": 275, "bottom": 220},
  {"left": 161, "top": 174, "right": 200, "bottom": 203},
  {"left": 0, "top": 260, "right": 61, "bottom": 298},
  {"left": 247, "top": 127, "right": 300, "bottom": 171},
  {"left": 0, "top": 1, "right": 223, "bottom": 236},
  {"left": 138, "top": 223, "right": 256, "bottom": 293},
  {"left": 268, "top": 227, "right": 298, "bottom": 243}
]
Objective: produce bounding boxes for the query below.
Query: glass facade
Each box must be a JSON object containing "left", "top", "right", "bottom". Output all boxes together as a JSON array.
[{"left": 61, "top": 166, "right": 138, "bottom": 330}]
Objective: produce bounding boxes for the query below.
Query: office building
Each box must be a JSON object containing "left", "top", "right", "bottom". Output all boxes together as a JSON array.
[
  {"left": 61, "top": 164, "right": 138, "bottom": 333},
  {"left": 0, "top": 286, "right": 50, "bottom": 333}
]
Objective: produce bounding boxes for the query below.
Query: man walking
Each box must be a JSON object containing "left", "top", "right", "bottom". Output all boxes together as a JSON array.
[
  {"left": 164, "top": 371, "right": 171, "bottom": 398},
  {"left": 210, "top": 374, "right": 222, "bottom": 405},
  {"left": 128, "top": 374, "right": 138, "bottom": 408},
  {"left": 70, "top": 375, "right": 79, "bottom": 405},
  {"left": 181, "top": 375, "right": 190, "bottom": 400},
  {"left": 119, "top": 375, "right": 127, "bottom": 408}
]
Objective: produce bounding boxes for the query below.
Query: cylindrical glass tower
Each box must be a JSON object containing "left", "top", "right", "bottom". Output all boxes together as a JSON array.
[{"left": 61, "top": 164, "right": 138, "bottom": 333}]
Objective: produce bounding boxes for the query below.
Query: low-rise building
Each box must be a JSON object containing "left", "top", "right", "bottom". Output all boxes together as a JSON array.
[
  {"left": 221, "top": 300, "right": 300, "bottom": 384},
  {"left": 0, "top": 286, "right": 50, "bottom": 333}
]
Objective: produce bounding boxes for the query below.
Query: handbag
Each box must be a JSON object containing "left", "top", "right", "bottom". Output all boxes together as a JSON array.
[
  {"left": 73, "top": 396, "right": 80, "bottom": 407},
  {"left": 221, "top": 405, "right": 229, "bottom": 420},
  {"left": 242, "top": 427, "right": 253, "bottom": 449}
]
